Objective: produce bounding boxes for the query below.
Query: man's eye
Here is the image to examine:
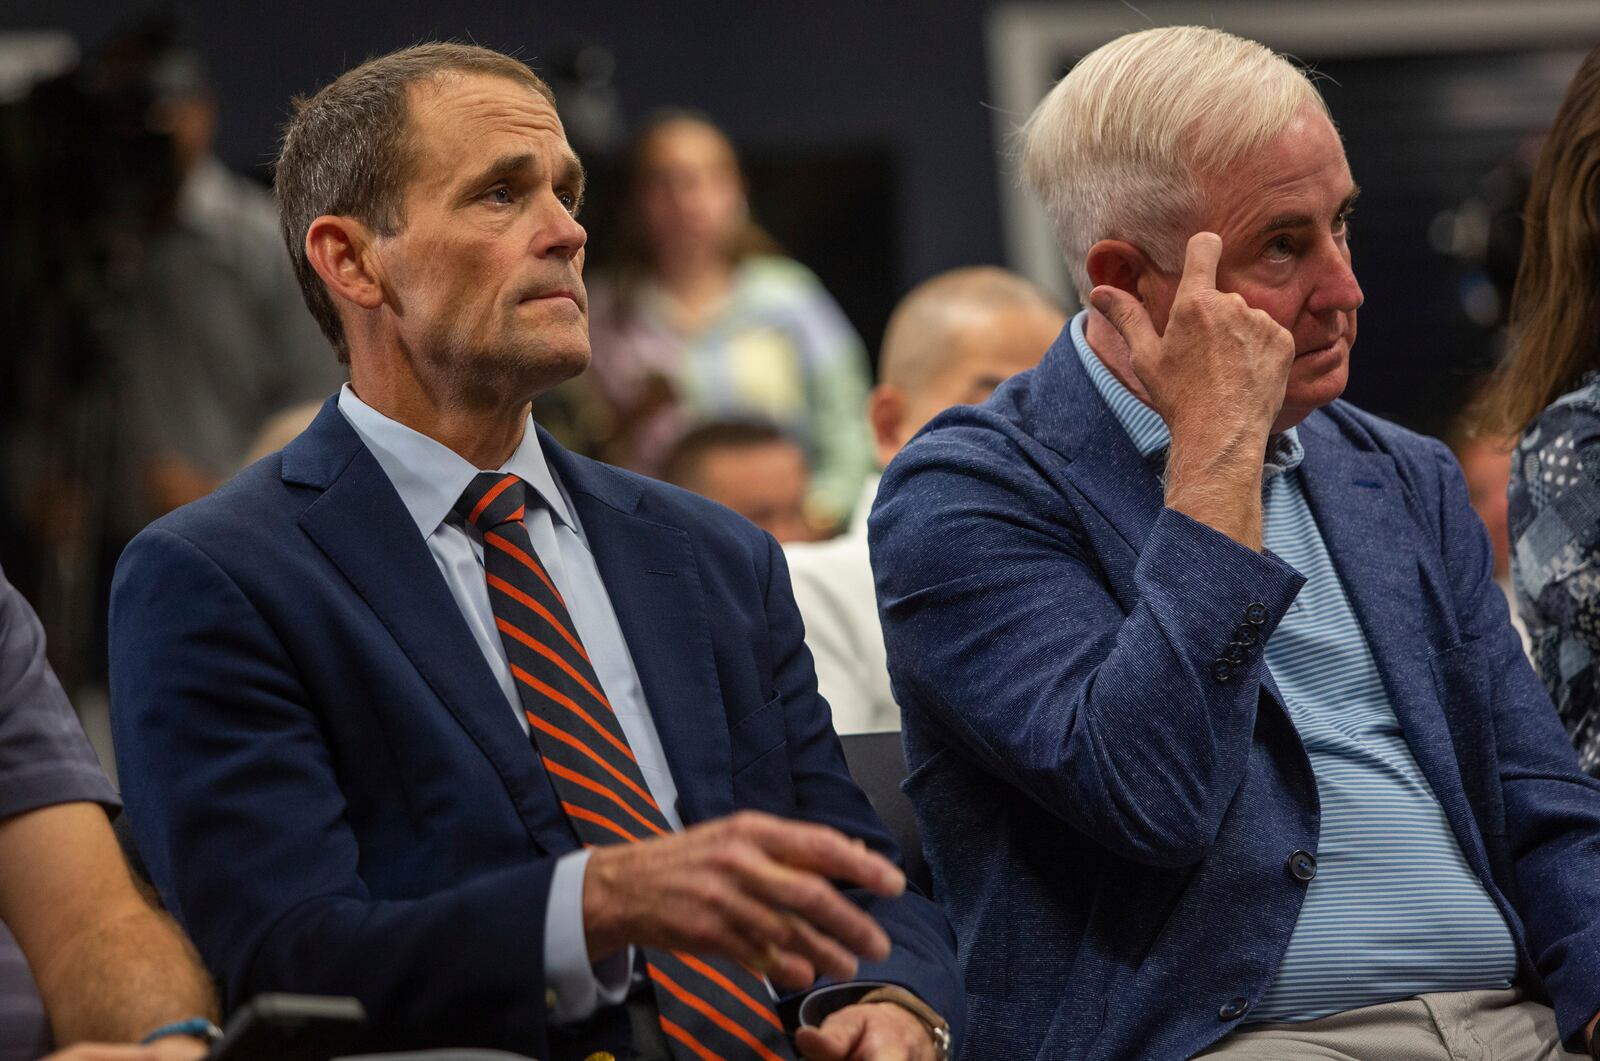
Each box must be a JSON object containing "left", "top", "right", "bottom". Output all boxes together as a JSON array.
[
  {"left": 1265, "top": 235, "right": 1295, "bottom": 261},
  {"left": 558, "top": 192, "right": 582, "bottom": 217},
  {"left": 1334, "top": 209, "right": 1355, "bottom": 236},
  {"left": 485, "top": 186, "right": 514, "bottom": 205}
]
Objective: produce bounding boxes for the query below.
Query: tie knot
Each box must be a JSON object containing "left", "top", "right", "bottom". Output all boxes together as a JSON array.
[{"left": 455, "top": 472, "right": 528, "bottom": 532}]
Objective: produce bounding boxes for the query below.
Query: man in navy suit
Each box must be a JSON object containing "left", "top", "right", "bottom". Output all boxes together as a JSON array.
[
  {"left": 108, "top": 43, "right": 958, "bottom": 1061},
  {"left": 871, "top": 25, "right": 1600, "bottom": 1061}
]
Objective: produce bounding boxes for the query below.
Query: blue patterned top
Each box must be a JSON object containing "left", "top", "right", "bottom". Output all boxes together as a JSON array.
[
  {"left": 1070, "top": 312, "right": 1516, "bottom": 1022},
  {"left": 1509, "top": 373, "right": 1600, "bottom": 777}
]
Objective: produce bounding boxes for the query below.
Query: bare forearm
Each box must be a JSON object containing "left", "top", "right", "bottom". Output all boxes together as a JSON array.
[
  {"left": 36, "top": 901, "right": 216, "bottom": 1045},
  {"left": 1164, "top": 422, "right": 1268, "bottom": 551}
]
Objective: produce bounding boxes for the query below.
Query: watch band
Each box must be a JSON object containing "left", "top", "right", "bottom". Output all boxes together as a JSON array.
[
  {"left": 139, "top": 1017, "right": 224, "bottom": 1045},
  {"left": 857, "top": 985, "right": 951, "bottom": 1061}
]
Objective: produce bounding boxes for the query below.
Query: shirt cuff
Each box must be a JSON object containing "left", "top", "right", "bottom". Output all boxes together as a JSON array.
[{"left": 543, "top": 848, "right": 633, "bottom": 1024}]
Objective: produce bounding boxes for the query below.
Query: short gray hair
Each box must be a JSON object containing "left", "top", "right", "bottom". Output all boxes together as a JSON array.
[
  {"left": 275, "top": 42, "right": 554, "bottom": 362},
  {"left": 1021, "top": 25, "right": 1328, "bottom": 303}
]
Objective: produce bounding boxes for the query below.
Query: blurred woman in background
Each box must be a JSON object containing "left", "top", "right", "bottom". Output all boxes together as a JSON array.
[
  {"left": 584, "top": 111, "right": 874, "bottom": 530},
  {"left": 1481, "top": 42, "right": 1600, "bottom": 776}
]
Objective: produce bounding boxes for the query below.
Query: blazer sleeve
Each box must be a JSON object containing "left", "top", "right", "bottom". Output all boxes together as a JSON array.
[
  {"left": 757, "top": 533, "right": 965, "bottom": 1043},
  {"left": 1432, "top": 444, "right": 1600, "bottom": 1044},
  {"left": 871, "top": 423, "right": 1306, "bottom": 869},
  {"left": 109, "top": 527, "right": 561, "bottom": 1051}
]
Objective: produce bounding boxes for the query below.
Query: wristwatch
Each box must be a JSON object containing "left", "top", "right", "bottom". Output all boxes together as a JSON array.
[{"left": 857, "top": 985, "right": 951, "bottom": 1061}]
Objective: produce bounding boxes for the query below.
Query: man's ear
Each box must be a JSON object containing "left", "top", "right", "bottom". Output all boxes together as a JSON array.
[
  {"left": 304, "top": 215, "right": 386, "bottom": 313},
  {"left": 867, "top": 384, "right": 907, "bottom": 469},
  {"left": 1085, "top": 239, "right": 1157, "bottom": 299}
]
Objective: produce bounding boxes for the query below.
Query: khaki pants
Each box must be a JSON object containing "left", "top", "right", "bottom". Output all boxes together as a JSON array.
[{"left": 1193, "top": 989, "right": 1585, "bottom": 1060}]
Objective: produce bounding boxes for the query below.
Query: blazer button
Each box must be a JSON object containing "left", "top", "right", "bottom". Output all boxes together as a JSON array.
[
  {"left": 1286, "top": 849, "right": 1318, "bottom": 883},
  {"left": 1244, "top": 602, "right": 1269, "bottom": 625},
  {"left": 1231, "top": 623, "right": 1259, "bottom": 646},
  {"left": 545, "top": 987, "right": 559, "bottom": 1011},
  {"left": 1218, "top": 997, "right": 1250, "bottom": 1021},
  {"left": 1210, "top": 659, "right": 1234, "bottom": 683},
  {"left": 1223, "top": 641, "right": 1249, "bottom": 665}
]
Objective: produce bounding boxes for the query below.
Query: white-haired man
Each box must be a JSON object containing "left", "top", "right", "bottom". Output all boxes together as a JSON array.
[
  {"left": 871, "top": 25, "right": 1600, "bottom": 1060},
  {"left": 786, "top": 267, "right": 1062, "bottom": 734}
]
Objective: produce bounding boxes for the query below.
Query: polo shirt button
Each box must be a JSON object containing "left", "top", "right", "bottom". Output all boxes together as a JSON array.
[
  {"left": 1244, "top": 602, "right": 1269, "bottom": 625},
  {"left": 1286, "top": 849, "right": 1317, "bottom": 882},
  {"left": 1223, "top": 642, "right": 1249, "bottom": 665},
  {"left": 1231, "top": 623, "right": 1259, "bottom": 646},
  {"left": 1219, "top": 997, "right": 1249, "bottom": 1021},
  {"left": 1210, "top": 659, "right": 1234, "bottom": 683}
]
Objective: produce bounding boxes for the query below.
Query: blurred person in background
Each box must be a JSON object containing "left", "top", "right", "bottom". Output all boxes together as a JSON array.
[
  {"left": 0, "top": 21, "right": 341, "bottom": 692},
  {"left": 105, "top": 31, "right": 344, "bottom": 521},
  {"left": 786, "top": 267, "right": 1063, "bottom": 734},
  {"left": 1481, "top": 42, "right": 1600, "bottom": 778},
  {"left": 661, "top": 421, "right": 815, "bottom": 543},
  {"left": 585, "top": 112, "right": 874, "bottom": 530}
]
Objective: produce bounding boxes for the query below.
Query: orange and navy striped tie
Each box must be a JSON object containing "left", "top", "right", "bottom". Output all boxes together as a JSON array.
[{"left": 455, "top": 471, "right": 797, "bottom": 1061}]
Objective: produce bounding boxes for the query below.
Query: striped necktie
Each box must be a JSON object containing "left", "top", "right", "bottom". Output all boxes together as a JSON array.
[{"left": 455, "top": 471, "right": 796, "bottom": 1061}]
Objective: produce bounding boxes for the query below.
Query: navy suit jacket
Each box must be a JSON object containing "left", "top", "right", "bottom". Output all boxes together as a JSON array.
[
  {"left": 870, "top": 332, "right": 1600, "bottom": 1061},
  {"left": 109, "top": 398, "right": 961, "bottom": 1057}
]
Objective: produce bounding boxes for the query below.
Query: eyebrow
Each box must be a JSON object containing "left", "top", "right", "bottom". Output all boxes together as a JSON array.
[
  {"left": 460, "top": 151, "right": 588, "bottom": 200},
  {"left": 1252, "top": 184, "right": 1361, "bottom": 239}
]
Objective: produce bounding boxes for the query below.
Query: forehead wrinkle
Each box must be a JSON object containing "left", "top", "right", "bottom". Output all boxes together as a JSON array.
[{"left": 1252, "top": 182, "right": 1361, "bottom": 239}]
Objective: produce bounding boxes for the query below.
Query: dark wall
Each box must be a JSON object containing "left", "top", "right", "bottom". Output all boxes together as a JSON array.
[{"left": 5, "top": 0, "right": 1010, "bottom": 354}]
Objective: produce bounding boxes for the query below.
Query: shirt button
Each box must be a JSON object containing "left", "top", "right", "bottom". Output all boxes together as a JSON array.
[
  {"left": 1231, "top": 623, "right": 1259, "bottom": 646},
  {"left": 1210, "top": 659, "right": 1234, "bottom": 683},
  {"left": 1244, "top": 602, "right": 1269, "bottom": 625},
  {"left": 1286, "top": 849, "right": 1318, "bottom": 882},
  {"left": 1219, "top": 997, "right": 1250, "bottom": 1021}
]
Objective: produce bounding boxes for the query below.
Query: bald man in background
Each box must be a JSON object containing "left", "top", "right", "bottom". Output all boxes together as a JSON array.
[{"left": 785, "top": 268, "right": 1065, "bottom": 734}]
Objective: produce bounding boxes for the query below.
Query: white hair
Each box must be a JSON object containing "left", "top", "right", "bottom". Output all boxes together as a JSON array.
[{"left": 1021, "top": 25, "right": 1329, "bottom": 303}]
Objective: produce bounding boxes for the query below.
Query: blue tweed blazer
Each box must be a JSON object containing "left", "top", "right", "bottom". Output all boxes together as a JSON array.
[{"left": 870, "top": 330, "right": 1600, "bottom": 1060}]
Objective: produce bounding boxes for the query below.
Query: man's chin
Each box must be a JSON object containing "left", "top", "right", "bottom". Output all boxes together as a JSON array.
[{"left": 1277, "top": 366, "right": 1349, "bottom": 431}]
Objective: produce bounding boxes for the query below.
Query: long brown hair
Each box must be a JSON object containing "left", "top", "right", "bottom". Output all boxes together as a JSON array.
[
  {"left": 609, "top": 110, "right": 781, "bottom": 321},
  {"left": 1479, "top": 44, "right": 1600, "bottom": 437}
]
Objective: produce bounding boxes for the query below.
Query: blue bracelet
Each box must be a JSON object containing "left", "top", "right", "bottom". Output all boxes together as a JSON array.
[{"left": 139, "top": 1017, "right": 223, "bottom": 1045}]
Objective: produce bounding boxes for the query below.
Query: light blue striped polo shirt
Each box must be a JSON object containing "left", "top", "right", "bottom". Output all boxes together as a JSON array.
[{"left": 1069, "top": 312, "right": 1516, "bottom": 1022}]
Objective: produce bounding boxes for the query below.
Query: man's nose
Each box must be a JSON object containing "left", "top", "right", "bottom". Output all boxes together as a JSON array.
[
  {"left": 534, "top": 195, "right": 587, "bottom": 260},
  {"left": 1311, "top": 240, "right": 1363, "bottom": 315}
]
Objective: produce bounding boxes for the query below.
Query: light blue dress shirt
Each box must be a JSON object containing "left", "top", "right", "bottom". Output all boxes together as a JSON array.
[
  {"left": 1069, "top": 312, "right": 1515, "bottom": 1022},
  {"left": 338, "top": 384, "right": 682, "bottom": 1023}
]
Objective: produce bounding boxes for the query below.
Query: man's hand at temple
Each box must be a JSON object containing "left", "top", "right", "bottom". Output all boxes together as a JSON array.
[
  {"left": 1089, "top": 231, "right": 1296, "bottom": 551},
  {"left": 583, "top": 810, "right": 904, "bottom": 989}
]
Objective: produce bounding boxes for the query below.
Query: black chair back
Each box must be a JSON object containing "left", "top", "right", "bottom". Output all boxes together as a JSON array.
[{"left": 838, "top": 730, "right": 932, "bottom": 896}]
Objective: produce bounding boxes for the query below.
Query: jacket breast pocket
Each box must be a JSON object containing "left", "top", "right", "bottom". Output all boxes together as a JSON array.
[{"left": 730, "top": 694, "right": 794, "bottom": 813}]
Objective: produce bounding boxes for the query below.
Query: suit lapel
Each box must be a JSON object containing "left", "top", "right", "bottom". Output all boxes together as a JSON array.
[
  {"left": 286, "top": 403, "right": 575, "bottom": 854},
  {"left": 1296, "top": 417, "right": 1483, "bottom": 855},
  {"left": 546, "top": 440, "right": 734, "bottom": 826},
  {"left": 1032, "top": 335, "right": 1165, "bottom": 575}
]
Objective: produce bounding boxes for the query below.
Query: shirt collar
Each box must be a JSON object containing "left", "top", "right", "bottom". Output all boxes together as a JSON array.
[
  {"left": 336, "top": 383, "right": 576, "bottom": 540},
  {"left": 1069, "top": 309, "right": 1303, "bottom": 478}
]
